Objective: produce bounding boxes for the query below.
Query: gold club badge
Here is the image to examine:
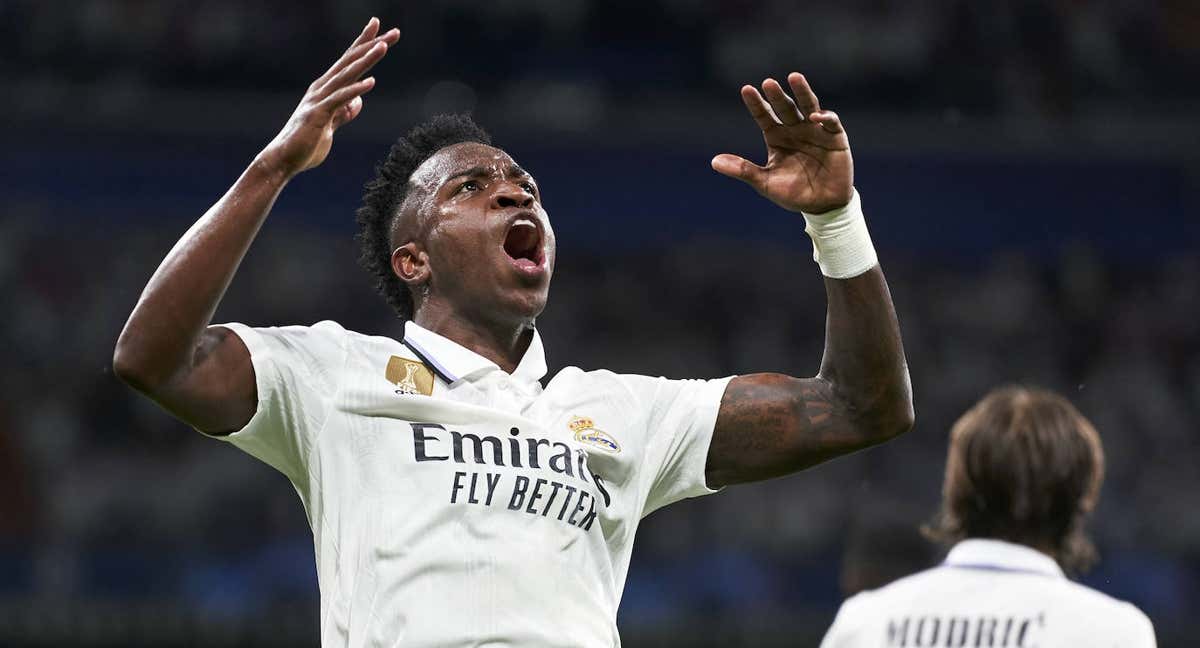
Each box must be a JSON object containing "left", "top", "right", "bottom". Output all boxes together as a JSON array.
[
  {"left": 569, "top": 416, "right": 620, "bottom": 453},
  {"left": 386, "top": 356, "right": 434, "bottom": 396}
]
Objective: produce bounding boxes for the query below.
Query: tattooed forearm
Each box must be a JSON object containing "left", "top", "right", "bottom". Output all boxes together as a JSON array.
[{"left": 706, "top": 267, "right": 913, "bottom": 487}]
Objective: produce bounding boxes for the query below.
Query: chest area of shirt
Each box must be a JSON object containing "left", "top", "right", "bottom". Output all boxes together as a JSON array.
[
  {"left": 326, "top": 381, "right": 640, "bottom": 539},
  {"left": 341, "top": 366, "right": 639, "bottom": 475}
]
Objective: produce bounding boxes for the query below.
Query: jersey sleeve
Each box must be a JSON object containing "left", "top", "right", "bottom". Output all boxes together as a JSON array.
[
  {"left": 625, "top": 374, "right": 734, "bottom": 517},
  {"left": 206, "top": 320, "right": 348, "bottom": 488}
]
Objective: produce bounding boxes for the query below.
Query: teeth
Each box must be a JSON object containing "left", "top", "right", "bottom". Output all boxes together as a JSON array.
[{"left": 512, "top": 218, "right": 536, "bottom": 229}]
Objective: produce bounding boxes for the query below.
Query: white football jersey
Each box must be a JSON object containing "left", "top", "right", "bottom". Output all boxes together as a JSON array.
[
  {"left": 209, "top": 319, "right": 732, "bottom": 647},
  {"left": 821, "top": 538, "right": 1156, "bottom": 648}
]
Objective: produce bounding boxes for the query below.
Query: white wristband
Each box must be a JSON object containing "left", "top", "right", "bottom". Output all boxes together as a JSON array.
[{"left": 801, "top": 189, "right": 878, "bottom": 279}]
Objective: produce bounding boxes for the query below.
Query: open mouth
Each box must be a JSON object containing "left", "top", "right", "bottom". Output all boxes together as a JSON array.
[{"left": 502, "top": 216, "right": 545, "bottom": 273}]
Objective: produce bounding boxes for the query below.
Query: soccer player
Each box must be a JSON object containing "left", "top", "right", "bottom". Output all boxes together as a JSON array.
[
  {"left": 820, "top": 386, "right": 1156, "bottom": 648},
  {"left": 114, "top": 18, "right": 913, "bottom": 646}
]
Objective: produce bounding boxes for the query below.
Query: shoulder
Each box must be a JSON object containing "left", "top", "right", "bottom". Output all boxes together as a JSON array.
[
  {"left": 226, "top": 319, "right": 349, "bottom": 346},
  {"left": 548, "top": 368, "right": 732, "bottom": 403},
  {"left": 244, "top": 318, "right": 349, "bottom": 337},
  {"left": 1060, "top": 578, "right": 1141, "bottom": 611},
  {"left": 544, "top": 368, "right": 651, "bottom": 422},
  {"left": 335, "top": 323, "right": 404, "bottom": 352},
  {"left": 283, "top": 321, "right": 420, "bottom": 363},
  {"left": 824, "top": 579, "right": 914, "bottom": 646},
  {"left": 547, "top": 366, "right": 642, "bottom": 397},
  {"left": 322, "top": 324, "right": 424, "bottom": 381},
  {"left": 277, "top": 320, "right": 353, "bottom": 364},
  {"left": 1061, "top": 580, "right": 1155, "bottom": 639},
  {"left": 214, "top": 319, "right": 352, "bottom": 366},
  {"left": 237, "top": 320, "right": 407, "bottom": 379},
  {"left": 1122, "top": 602, "right": 1156, "bottom": 644},
  {"left": 839, "top": 566, "right": 946, "bottom": 615}
]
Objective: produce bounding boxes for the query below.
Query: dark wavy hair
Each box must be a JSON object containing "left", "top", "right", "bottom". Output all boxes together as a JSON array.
[
  {"left": 356, "top": 114, "right": 492, "bottom": 321},
  {"left": 923, "top": 385, "right": 1106, "bottom": 575}
]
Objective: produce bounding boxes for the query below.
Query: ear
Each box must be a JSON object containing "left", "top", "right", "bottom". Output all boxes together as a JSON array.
[{"left": 391, "top": 242, "right": 431, "bottom": 288}]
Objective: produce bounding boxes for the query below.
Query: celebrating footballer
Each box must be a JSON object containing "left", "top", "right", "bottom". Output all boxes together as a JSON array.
[{"left": 114, "top": 18, "right": 913, "bottom": 646}]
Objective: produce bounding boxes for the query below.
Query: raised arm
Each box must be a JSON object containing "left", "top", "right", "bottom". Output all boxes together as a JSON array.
[
  {"left": 705, "top": 73, "right": 913, "bottom": 488},
  {"left": 112, "top": 19, "right": 399, "bottom": 434}
]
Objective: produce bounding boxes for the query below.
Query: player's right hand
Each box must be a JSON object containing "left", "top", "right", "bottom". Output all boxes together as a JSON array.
[
  {"left": 712, "top": 73, "right": 853, "bottom": 215},
  {"left": 260, "top": 18, "right": 400, "bottom": 178}
]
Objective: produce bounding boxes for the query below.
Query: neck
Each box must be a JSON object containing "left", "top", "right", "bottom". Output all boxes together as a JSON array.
[
  {"left": 977, "top": 535, "right": 1061, "bottom": 565},
  {"left": 413, "top": 301, "right": 534, "bottom": 374}
]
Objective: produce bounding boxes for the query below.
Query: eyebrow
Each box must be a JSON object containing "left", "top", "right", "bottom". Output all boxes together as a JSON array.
[{"left": 444, "top": 164, "right": 533, "bottom": 185}]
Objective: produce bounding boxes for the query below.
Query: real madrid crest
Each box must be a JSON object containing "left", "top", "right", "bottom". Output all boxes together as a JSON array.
[
  {"left": 386, "top": 356, "right": 435, "bottom": 396},
  {"left": 569, "top": 415, "right": 620, "bottom": 453}
]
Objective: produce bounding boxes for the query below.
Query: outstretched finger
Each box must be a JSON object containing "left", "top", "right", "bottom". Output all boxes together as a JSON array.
[
  {"left": 311, "top": 19, "right": 380, "bottom": 87},
  {"left": 349, "top": 17, "right": 381, "bottom": 52},
  {"left": 315, "top": 39, "right": 390, "bottom": 99},
  {"left": 740, "top": 85, "right": 781, "bottom": 132},
  {"left": 711, "top": 153, "right": 768, "bottom": 191},
  {"left": 809, "top": 110, "right": 844, "bottom": 134},
  {"left": 312, "top": 27, "right": 399, "bottom": 93},
  {"left": 787, "top": 73, "right": 821, "bottom": 116},
  {"left": 319, "top": 76, "right": 376, "bottom": 115},
  {"left": 762, "top": 78, "right": 803, "bottom": 125}
]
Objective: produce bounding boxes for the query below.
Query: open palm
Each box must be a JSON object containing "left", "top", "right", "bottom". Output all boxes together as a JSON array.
[{"left": 713, "top": 73, "right": 853, "bottom": 214}]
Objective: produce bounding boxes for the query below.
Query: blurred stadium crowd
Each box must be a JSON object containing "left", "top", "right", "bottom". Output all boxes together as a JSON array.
[
  {"left": 4, "top": 0, "right": 1199, "bottom": 119},
  {"left": 2, "top": 0, "right": 1198, "bottom": 646}
]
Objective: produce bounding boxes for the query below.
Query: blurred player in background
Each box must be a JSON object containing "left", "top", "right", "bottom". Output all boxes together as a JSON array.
[
  {"left": 821, "top": 386, "right": 1155, "bottom": 647},
  {"left": 113, "top": 18, "right": 913, "bottom": 646}
]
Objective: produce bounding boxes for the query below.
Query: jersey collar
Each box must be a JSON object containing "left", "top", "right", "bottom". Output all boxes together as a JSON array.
[
  {"left": 402, "top": 320, "right": 548, "bottom": 386},
  {"left": 942, "top": 538, "right": 1065, "bottom": 578}
]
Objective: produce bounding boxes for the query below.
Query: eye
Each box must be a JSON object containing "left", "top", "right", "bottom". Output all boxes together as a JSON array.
[
  {"left": 457, "top": 180, "right": 480, "bottom": 194},
  {"left": 521, "top": 181, "right": 537, "bottom": 195}
]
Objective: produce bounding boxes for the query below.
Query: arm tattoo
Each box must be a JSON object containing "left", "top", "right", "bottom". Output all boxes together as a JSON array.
[
  {"left": 707, "top": 375, "right": 849, "bottom": 486},
  {"left": 704, "top": 269, "right": 913, "bottom": 487}
]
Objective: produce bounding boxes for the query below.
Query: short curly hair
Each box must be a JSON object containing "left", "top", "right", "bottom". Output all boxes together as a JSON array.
[{"left": 356, "top": 113, "right": 493, "bottom": 321}]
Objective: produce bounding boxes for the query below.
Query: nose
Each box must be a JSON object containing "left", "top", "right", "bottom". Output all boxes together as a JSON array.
[{"left": 491, "top": 182, "right": 534, "bottom": 209}]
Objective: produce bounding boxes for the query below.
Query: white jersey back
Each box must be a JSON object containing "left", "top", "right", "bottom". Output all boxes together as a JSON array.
[
  {"left": 208, "top": 319, "right": 731, "bottom": 647},
  {"left": 821, "top": 539, "right": 1155, "bottom": 648}
]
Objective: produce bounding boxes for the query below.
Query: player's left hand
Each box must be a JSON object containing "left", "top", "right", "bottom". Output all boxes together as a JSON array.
[{"left": 712, "top": 73, "right": 853, "bottom": 214}]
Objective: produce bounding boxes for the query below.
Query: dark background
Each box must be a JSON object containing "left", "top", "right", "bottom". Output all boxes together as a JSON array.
[{"left": 2, "top": 1, "right": 1198, "bottom": 645}]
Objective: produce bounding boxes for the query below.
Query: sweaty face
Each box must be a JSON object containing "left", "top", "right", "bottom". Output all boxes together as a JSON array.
[{"left": 401, "top": 142, "right": 556, "bottom": 325}]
